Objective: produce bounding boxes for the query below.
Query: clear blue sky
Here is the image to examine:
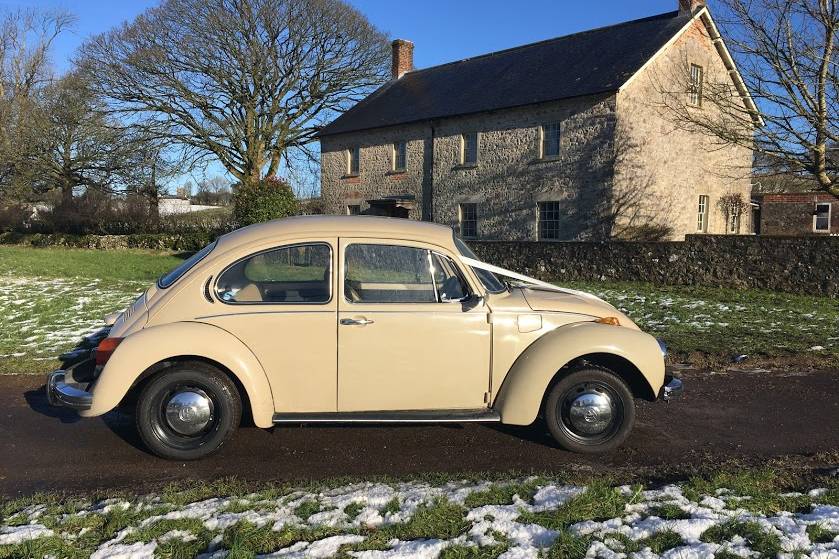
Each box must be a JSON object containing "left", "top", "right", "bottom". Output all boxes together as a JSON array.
[{"left": 14, "top": 0, "right": 682, "bottom": 189}]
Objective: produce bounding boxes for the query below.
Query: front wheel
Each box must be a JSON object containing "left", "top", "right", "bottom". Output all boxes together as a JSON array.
[
  {"left": 544, "top": 366, "right": 635, "bottom": 453},
  {"left": 136, "top": 362, "right": 241, "bottom": 460}
]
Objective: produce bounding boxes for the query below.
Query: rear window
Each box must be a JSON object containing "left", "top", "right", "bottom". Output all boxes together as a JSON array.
[{"left": 157, "top": 241, "right": 216, "bottom": 289}]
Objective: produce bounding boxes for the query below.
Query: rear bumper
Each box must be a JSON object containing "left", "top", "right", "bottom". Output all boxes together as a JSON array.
[{"left": 46, "top": 363, "right": 94, "bottom": 411}]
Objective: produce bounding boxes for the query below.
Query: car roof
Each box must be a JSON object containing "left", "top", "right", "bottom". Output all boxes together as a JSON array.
[{"left": 217, "top": 215, "right": 458, "bottom": 250}]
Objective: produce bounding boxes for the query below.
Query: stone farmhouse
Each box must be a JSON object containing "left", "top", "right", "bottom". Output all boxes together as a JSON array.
[{"left": 318, "top": 0, "right": 759, "bottom": 241}]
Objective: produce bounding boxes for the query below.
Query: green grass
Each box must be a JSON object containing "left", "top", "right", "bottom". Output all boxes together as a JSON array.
[
  {"left": 565, "top": 280, "right": 839, "bottom": 362},
  {"left": 683, "top": 469, "right": 814, "bottom": 515},
  {"left": 0, "top": 246, "right": 182, "bottom": 282},
  {"left": 1, "top": 245, "right": 837, "bottom": 374},
  {"left": 648, "top": 503, "right": 692, "bottom": 520},
  {"left": 806, "top": 523, "right": 838, "bottom": 544},
  {"left": 3, "top": 471, "right": 838, "bottom": 558},
  {"left": 700, "top": 520, "right": 782, "bottom": 557},
  {"left": 518, "top": 482, "right": 640, "bottom": 531},
  {"left": 463, "top": 478, "right": 543, "bottom": 508}
]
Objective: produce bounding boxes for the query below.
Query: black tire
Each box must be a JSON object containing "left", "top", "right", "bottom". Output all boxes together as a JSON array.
[
  {"left": 136, "top": 362, "right": 241, "bottom": 460},
  {"left": 544, "top": 366, "right": 635, "bottom": 454}
]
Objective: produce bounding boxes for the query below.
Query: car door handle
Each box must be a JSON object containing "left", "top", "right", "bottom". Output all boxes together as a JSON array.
[{"left": 340, "top": 318, "right": 374, "bottom": 326}]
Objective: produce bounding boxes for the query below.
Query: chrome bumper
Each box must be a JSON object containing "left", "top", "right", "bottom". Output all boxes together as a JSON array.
[
  {"left": 661, "top": 375, "right": 683, "bottom": 401},
  {"left": 46, "top": 370, "right": 93, "bottom": 410}
]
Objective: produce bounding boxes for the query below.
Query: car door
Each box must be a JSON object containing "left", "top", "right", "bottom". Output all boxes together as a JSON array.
[
  {"left": 202, "top": 239, "right": 338, "bottom": 413},
  {"left": 337, "top": 238, "right": 491, "bottom": 412}
]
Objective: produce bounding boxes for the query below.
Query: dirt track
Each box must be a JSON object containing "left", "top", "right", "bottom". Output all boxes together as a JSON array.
[{"left": 1, "top": 368, "right": 837, "bottom": 498}]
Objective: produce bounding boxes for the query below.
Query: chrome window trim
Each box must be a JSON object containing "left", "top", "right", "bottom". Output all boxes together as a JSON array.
[
  {"left": 157, "top": 240, "right": 217, "bottom": 289},
  {"left": 343, "top": 243, "right": 473, "bottom": 305},
  {"left": 213, "top": 241, "right": 333, "bottom": 306}
]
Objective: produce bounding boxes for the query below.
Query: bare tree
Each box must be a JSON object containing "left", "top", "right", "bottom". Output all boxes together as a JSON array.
[
  {"left": 661, "top": 0, "right": 839, "bottom": 195},
  {"left": 31, "top": 72, "right": 135, "bottom": 204},
  {"left": 78, "top": 0, "right": 390, "bottom": 189},
  {"left": 0, "top": 8, "right": 74, "bottom": 198}
]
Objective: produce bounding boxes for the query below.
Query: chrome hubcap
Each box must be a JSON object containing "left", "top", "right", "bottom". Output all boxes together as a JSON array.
[
  {"left": 165, "top": 389, "right": 213, "bottom": 436},
  {"left": 567, "top": 390, "right": 614, "bottom": 435}
]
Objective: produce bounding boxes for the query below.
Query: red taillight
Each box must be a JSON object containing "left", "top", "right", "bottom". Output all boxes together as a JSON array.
[{"left": 95, "top": 337, "right": 124, "bottom": 366}]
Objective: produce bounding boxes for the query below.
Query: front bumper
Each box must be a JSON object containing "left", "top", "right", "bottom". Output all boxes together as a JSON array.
[
  {"left": 661, "top": 375, "right": 683, "bottom": 401},
  {"left": 656, "top": 338, "right": 683, "bottom": 401},
  {"left": 46, "top": 359, "right": 95, "bottom": 410}
]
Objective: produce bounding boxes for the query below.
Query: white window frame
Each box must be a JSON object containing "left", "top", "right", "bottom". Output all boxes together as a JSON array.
[
  {"left": 392, "top": 141, "right": 407, "bottom": 172},
  {"left": 458, "top": 203, "right": 478, "bottom": 239},
  {"left": 814, "top": 202, "right": 831, "bottom": 232},
  {"left": 697, "top": 195, "right": 709, "bottom": 232},
  {"left": 537, "top": 201, "right": 562, "bottom": 240},
  {"left": 689, "top": 63, "right": 704, "bottom": 107},
  {"left": 459, "top": 132, "right": 478, "bottom": 165},
  {"left": 347, "top": 146, "right": 360, "bottom": 175},
  {"left": 540, "top": 122, "right": 561, "bottom": 159},
  {"left": 728, "top": 212, "right": 740, "bottom": 234}
]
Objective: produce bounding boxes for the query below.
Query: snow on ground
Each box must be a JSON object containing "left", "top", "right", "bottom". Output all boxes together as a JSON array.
[
  {"left": 2, "top": 479, "right": 838, "bottom": 558},
  {"left": 0, "top": 275, "right": 143, "bottom": 360}
]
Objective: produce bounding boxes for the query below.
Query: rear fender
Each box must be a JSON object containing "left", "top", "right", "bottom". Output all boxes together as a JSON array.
[
  {"left": 80, "top": 322, "right": 275, "bottom": 428},
  {"left": 493, "top": 321, "right": 665, "bottom": 425}
]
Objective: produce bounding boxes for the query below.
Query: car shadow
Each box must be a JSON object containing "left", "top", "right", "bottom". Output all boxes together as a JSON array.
[{"left": 24, "top": 385, "right": 83, "bottom": 424}]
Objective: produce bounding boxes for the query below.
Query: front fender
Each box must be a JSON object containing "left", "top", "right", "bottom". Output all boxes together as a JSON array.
[
  {"left": 493, "top": 321, "right": 665, "bottom": 425},
  {"left": 80, "top": 321, "right": 275, "bottom": 428}
]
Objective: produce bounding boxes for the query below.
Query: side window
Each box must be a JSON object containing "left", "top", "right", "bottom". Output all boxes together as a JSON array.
[
  {"left": 216, "top": 243, "right": 331, "bottom": 304},
  {"left": 344, "top": 244, "right": 468, "bottom": 303}
]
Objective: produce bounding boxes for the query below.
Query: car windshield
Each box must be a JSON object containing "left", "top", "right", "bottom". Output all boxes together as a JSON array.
[
  {"left": 453, "top": 236, "right": 507, "bottom": 294},
  {"left": 157, "top": 241, "right": 216, "bottom": 289}
]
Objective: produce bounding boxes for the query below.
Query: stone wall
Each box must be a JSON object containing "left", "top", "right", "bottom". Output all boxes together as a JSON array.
[
  {"left": 320, "top": 121, "right": 430, "bottom": 220},
  {"left": 468, "top": 235, "right": 839, "bottom": 296},
  {"left": 430, "top": 94, "right": 617, "bottom": 241}
]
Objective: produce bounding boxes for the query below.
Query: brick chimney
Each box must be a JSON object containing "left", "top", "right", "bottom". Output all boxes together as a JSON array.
[
  {"left": 391, "top": 39, "right": 414, "bottom": 79},
  {"left": 678, "top": 0, "right": 705, "bottom": 14}
]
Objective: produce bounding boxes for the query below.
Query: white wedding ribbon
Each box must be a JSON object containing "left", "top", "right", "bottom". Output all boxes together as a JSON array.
[{"left": 459, "top": 256, "right": 601, "bottom": 301}]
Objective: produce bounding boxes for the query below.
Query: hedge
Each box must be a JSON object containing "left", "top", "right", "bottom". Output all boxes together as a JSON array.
[{"left": 0, "top": 232, "right": 214, "bottom": 252}]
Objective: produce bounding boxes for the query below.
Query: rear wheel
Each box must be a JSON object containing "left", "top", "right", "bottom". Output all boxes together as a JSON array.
[
  {"left": 136, "top": 362, "right": 241, "bottom": 460},
  {"left": 544, "top": 366, "right": 635, "bottom": 453}
]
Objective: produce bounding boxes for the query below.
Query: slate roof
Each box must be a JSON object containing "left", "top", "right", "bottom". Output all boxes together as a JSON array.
[{"left": 318, "top": 10, "right": 693, "bottom": 137}]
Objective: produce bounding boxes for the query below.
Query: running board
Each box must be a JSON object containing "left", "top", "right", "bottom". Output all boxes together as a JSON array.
[{"left": 272, "top": 409, "right": 501, "bottom": 424}]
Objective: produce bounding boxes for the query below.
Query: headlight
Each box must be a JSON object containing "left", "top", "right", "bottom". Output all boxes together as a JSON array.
[{"left": 657, "top": 338, "right": 668, "bottom": 357}]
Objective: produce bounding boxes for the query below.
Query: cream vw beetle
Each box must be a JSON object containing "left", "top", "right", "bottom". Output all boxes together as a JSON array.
[{"left": 47, "top": 216, "right": 681, "bottom": 460}]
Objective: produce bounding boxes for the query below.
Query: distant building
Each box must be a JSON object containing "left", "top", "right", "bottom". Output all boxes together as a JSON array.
[
  {"left": 317, "top": 0, "right": 759, "bottom": 240},
  {"left": 754, "top": 192, "right": 837, "bottom": 236},
  {"left": 158, "top": 196, "right": 221, "bottom": 216}
]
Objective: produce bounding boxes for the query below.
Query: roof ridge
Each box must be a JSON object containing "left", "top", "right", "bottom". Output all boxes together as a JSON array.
[{"left": 400, "top": 10, "right": 682, "bottom": 78}]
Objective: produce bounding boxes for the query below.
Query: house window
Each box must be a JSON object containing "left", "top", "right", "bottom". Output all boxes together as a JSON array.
[
  {"left": 689, "top": 64, "right": 704, "bottom": 106},
  {"left": 346, "top": 204, "right": 361, "bottom": 215},
  {"left": 697, "top": 195, "right": 709, "bottom": 232},
  {"left": 393, "top": 141, "right": 407, "bottom": 171},
  {"left": 728, "top": 213, "right": 740, "bottom": 234},
  {"left": 460, "top": 132, "right": 478, "bottom": 165},
  {"left": 347, "top": 146, "right": 360, "bottom": 175},
  {"left": 538, "top": 201, "right": 562, "bottom": 240},
  {"left": 814, "top": 203, "right": 831, "bottom": 232},
  {"left": 540, "top": 122, "right": 560, "bottom": 158},
  {"left": 459, "top": 203, "right": 478, "bottom": 238}
]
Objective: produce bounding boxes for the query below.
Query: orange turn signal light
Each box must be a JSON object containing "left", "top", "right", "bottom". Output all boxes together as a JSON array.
[
  {"left": 95, "top": 337, "right": 124, "bottom": 366},
  {"left": 595, "top": 316, "right": 621, "bottom": 326}
]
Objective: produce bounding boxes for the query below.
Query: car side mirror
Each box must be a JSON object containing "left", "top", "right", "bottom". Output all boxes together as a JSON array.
[{"left": 440, "top": 293, "right": 469, "bottom": 303}]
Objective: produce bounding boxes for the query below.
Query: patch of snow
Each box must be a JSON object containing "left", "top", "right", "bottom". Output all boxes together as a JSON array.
[{"left": 0, "top": 524, "right": 53, "bottom": 545}]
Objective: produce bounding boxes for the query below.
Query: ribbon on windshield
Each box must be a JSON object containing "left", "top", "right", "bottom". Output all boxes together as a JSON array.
[{"left": 458, "top": 256, "right": 601, "bottom": 301}]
